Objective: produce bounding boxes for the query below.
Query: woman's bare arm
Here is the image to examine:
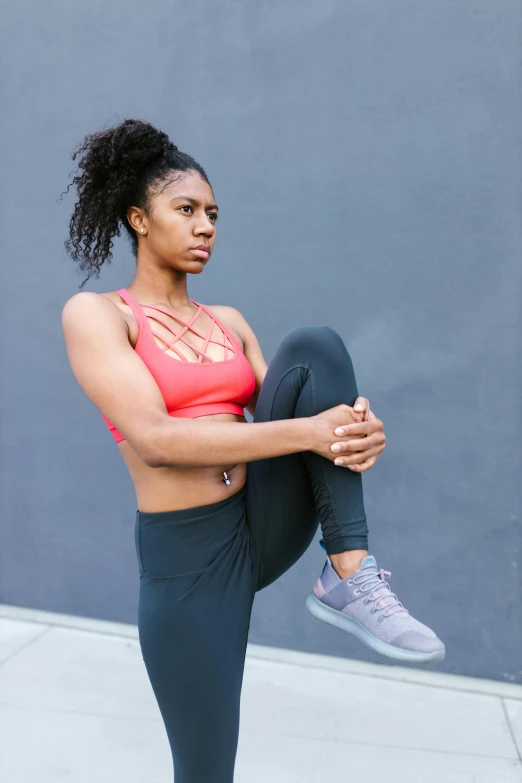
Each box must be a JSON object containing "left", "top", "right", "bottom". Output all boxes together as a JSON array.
[
  {"left": 149, "top": 416, "right": 312, "bottom": 468},
  {"left": 61, "top": 293, "right": 313, "bottom": 468}
]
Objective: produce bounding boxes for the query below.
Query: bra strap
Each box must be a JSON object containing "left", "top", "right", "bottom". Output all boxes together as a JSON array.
[{"left": 117, "top": 288, "right": 147, "bottom": 327}]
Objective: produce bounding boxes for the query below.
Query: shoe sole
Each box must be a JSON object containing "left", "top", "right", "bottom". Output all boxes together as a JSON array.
[{"left": 305, "top": 592, "right": 446, "bottom": 664}]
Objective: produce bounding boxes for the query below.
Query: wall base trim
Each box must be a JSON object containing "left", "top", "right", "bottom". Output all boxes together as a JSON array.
[{"left": 1, "top": 602, "right": 520, "bottom": 700}]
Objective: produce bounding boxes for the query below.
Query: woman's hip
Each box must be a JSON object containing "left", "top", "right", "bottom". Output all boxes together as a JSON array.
[{"left": 134, "top": 485, "right": 257, "bottom": 598}]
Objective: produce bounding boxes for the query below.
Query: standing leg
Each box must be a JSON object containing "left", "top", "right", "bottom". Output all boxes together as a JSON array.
[
  {"left": 135, "top": 490, "right": 257, "bottom": 783},
  {"left": 246, "top": 325, "right": 445, "bottom": 663}
]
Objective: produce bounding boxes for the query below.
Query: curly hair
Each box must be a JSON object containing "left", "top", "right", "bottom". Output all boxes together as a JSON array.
[{"left": 61, "top": 118, "right": 210, "bottom": 289}]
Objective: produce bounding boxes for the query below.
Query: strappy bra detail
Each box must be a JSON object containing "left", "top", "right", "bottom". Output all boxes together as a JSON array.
[
  {"left": 134, "top": 299, "right": 237, "bottom": 364},
  {"left": 101, "top": 288, "right": 256, "bottom": 444}
]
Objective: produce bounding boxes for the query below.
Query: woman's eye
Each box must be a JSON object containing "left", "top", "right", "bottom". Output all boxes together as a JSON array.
[
  {"left": 180, "top": 205, "right": 193, "bottom": 214},
  {"left": 208, "top": 212, "right": 218, "bottom": 222}
]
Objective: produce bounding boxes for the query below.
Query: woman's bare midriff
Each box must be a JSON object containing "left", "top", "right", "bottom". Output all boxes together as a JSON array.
[
  {"left": 101, "top": 291, "right": 250, "bottom": 513},
  {"left": 118, "top": 415, "right": 248, "bottom": 513}
]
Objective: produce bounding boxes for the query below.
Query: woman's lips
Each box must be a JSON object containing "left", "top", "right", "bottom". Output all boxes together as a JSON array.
[{"left": 190, "top": 246, "right": 210, "bottom": 259}]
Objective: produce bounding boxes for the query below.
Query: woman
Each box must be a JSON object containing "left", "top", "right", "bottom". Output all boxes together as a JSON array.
[{"left": 61, "top": 119, "right": 445, "bottom": 782}]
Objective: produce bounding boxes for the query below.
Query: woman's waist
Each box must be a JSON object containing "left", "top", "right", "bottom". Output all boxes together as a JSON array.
[
  {"left": 133, "top": 461, "right": 247, "bottom": 513},
  {"left": 134, "top": 481, "right": 249, "bottom": 578}
]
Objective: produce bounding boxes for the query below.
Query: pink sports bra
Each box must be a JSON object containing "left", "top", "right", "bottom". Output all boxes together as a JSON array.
[{"left": 102, "top": 288, "right": 256, "bottom": 443}]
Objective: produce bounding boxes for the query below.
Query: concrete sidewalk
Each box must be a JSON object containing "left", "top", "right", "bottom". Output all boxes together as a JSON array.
[{"left": 0, "top": 605, "right": 521, "bottom": 783}]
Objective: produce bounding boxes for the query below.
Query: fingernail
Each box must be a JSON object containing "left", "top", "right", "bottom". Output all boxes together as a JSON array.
[
  {"left": 334, "top": 458, "right": 344, "bottom": 466},
  {"left": 331, "top": 444, "right": 341, "bottom": 452},
  {"left": 347, "top": 465, "right": 356, "bottom": 470},
  {"left": 335, "top": 428, "right": 344, "bottom": 436},
  {"left": 354, "top": 404, "right": 364, "bottom": 411}
]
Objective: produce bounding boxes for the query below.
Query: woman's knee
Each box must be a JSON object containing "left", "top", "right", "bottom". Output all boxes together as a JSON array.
[{"left": 280, "top": 325, "right": 347, "bottom": 358}]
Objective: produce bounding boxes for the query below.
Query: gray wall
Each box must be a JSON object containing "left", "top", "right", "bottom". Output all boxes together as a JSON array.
[{"left": 1, "top": 0, "right": 520, "bottom": 683}]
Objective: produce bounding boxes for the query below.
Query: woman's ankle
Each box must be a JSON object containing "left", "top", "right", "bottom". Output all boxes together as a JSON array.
[{"left": 329, "top": 549, "right": 368, "bottom": 579}]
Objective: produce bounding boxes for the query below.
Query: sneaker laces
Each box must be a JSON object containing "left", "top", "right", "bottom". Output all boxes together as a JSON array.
[{"left": 353, "top": 564, "right": 408, "bottom": 617}]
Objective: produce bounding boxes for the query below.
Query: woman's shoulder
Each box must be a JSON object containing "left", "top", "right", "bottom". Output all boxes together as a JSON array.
[
  {"left": 63, "top": 289, "right": 121, "bottom": 307},
  {"left": 203, "top": 303, "right": 241, "bottom": 321},
  {"left": 62, "top": 290, "right": 131, "bottom": 336}
]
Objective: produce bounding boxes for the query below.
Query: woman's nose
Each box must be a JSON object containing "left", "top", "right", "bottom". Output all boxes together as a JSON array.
[{"left": 194, "top": 220, "right": 215, "bottom": 237}]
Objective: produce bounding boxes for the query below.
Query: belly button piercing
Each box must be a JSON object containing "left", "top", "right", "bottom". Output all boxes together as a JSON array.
[{"left": 223, "top": 471, "right": 231, "bottom": 485}]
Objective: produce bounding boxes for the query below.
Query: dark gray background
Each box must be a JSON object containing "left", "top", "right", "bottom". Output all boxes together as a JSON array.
[{"left": 1, "top": 0, "right": 520, "bottom": 682}]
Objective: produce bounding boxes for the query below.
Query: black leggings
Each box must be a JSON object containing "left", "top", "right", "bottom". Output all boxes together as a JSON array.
[{"left": 135, "top": 326, "right": 368, "bottom": 782}]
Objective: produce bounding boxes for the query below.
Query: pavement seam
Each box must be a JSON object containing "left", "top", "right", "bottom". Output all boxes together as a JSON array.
[
  {"left": 501, "top": 698, "right": 522, "bottom": 764},
  {"left": 0, "top": 625, "right": 52, "bottom": 668},
  {"left": 242, "top": 727, "right": 522, "bottom": 762},
  {"left": 0, "top": 701, "right": 518, "bottom": 762}
]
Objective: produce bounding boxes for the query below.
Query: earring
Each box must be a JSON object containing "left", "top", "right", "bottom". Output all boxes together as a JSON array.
[{"left": 140, "top": 228, "right": 144, "bottom": 233}]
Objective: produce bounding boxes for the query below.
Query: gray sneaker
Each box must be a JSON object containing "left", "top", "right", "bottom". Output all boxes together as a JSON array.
[{"left": 305, "top": 555, "right": 445, "bottom": 663}]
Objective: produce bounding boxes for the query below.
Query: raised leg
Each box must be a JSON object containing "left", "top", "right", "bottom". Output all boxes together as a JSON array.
[
  {"left": 245, "top": 325, "right": 446, "bottom": 664},
  {"left": 245, "top": 325, "right": 368, "bottom": 589}
]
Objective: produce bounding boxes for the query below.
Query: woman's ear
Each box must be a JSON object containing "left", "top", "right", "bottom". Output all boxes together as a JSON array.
[{"left": 127, "top": 206, "right": 147, "bottom": 235}]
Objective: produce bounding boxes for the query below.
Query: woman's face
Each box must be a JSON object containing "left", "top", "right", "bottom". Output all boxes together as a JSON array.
[{"left": 131, "top": 170, "right": 218, "bottom": 273}]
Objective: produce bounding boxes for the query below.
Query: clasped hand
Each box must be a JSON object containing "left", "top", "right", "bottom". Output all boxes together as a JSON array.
[{"left": 313, "top": 397, "right": 386, "bottom": 473}]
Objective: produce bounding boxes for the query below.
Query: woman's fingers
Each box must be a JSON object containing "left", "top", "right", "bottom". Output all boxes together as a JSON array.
[
  {"left": 333, "top": 445, "right": 383, "bottom": 467},
  {"left": 330, "top": 431, "right": 386, "bottom": 454},
  {"left": 353, "top": 397, "right": 370, "bottom": 420},
  {"left": 334, "top": 417, "right": 384, "bottom": 437},
  {"left": 346, "top": 457, "right": 377, "bottom": 472},
  {"left": 329, "top": 404, "right": 384, "bottom": 471}
]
